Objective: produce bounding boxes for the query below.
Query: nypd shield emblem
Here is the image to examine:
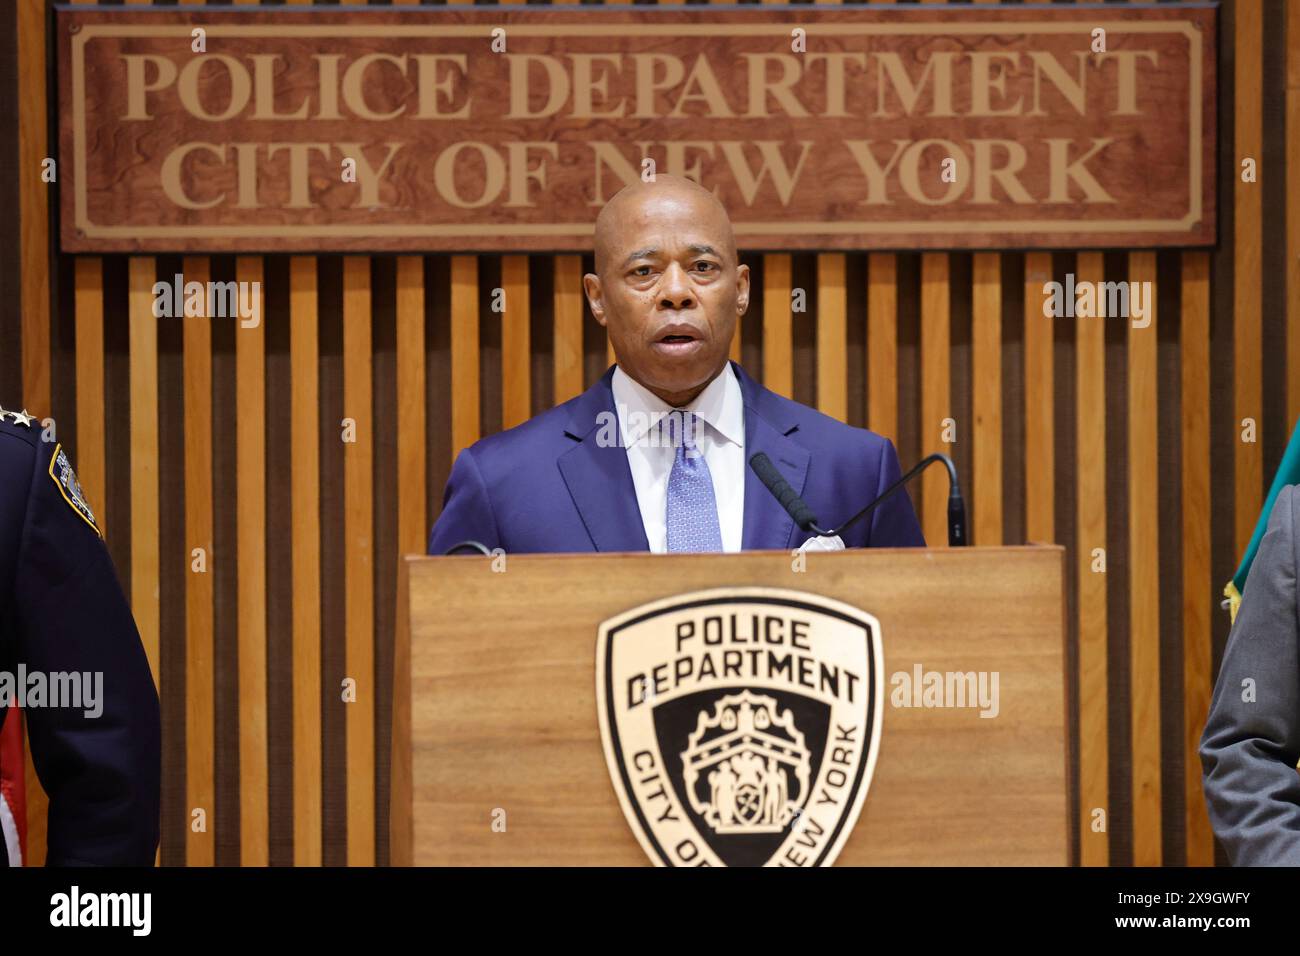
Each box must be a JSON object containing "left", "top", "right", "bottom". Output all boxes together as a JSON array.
[
  {"left": 596, "top": 588, "right": 883, "bottom": 867},
  {"left": 49, "top": 443, "right": 101, "bottom": 536}
]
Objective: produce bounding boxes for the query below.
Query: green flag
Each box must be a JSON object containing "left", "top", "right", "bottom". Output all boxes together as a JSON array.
[{"left": 1225, "top": 421, "right": 1300, "bottom": 622}]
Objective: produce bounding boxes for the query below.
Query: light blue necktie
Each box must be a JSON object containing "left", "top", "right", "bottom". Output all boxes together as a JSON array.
[{"left": 665, "top": 411, "right": 723, "bottom": 552}]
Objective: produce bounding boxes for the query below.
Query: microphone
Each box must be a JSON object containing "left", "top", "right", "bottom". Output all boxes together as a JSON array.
[{"left": 749, "top": 451, "right": 967, "bottom": 547}]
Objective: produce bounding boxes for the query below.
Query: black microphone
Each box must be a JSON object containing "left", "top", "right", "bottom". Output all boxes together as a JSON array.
[
  {"left": 748, "top": 453, "right": 822, "bottom": 533},
  {"left": 749, "top": 451, "right": 968, "bottom": 547}
]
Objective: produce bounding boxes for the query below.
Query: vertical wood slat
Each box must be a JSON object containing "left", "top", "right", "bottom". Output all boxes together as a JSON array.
[
  {"left": 183, "top": 258, "right": 214, "bottom": 868},
  {"left": 173, "top": 4, "right": 204, "bottom": 868},
  {"left": 451, "top": 256, "right": 480, "bottom": 458},
  {"left": 918, "top": 0, "right": 952, "bottom": 545},
  {"left": 817, "top": 254, "right": 847, "bottom": 421},
  {"left": 763, "top": 254, "right": 793, "bottom": 398},
  {"left": 553, "top": 254, "right": 585, "bottom": 403},
  {"left": 970, "top": 0, "right": 1002, "bottom": 544},
  {"left": 235, "top": 257, "right": 268, "bottom": 866},
  {"left": 1075, "top": 251, "right": 1108, "bottom": 868},
  {"left": 1289, "top": 0, "right": 1300, "bottom": 432},
  {"left": 130, "top": 251, "right": 159, "bottom": 876},
  {"left": 1081, "top": 0, "right": 1112, "bottom": 884},
  {"left": 1024, "top": 252, "right": 1054, "bottom": 542},
  {"left": 502, "top": 256, "right": 531, "bottom": 430},
  {"left": 394, "top": 250, "right": 426, "bottom": 868},
  {"left": 340, "top": 0, "right": 371, "bottom": 876},
  {"left": 281, "top": 0, "right": 321, "bottom": 871},
  {"left": 69, "top": 0, "right": 104, "bottom": 538},
  {"left": 1234, "top": 0, "right": 1263, "bottom": 556},
  {"left": 397, "top": 256, "right": 427, "bottom": 556},
  {"left": 129, "top": 257, "right": 161, "bottom": 687},
  {"left": 290, "top": 257, "right": 322, "bottom": 867},
  {"left": 178, "top": 0, "right": 212, "bottom": 872},
  {"left": 972, "top": 253, "right": 1002, "bottom": 546},
  {"left": 920, "top": 253, "right": 950, "bottom": 546},
  {"left": 867, "top": 253, "right": 898, "bottom": 441},
  {"left": 1128, "top": 251, "right": 1161, "bottom": 866},
  {"left": 554, "top": 256, "right": 585, "bottom": 404},
  {"left": 18, "top": 0, "right": 49, "bottom": 420},
  {"left": 963, "top": 0, "right": 1001, "bottom": 547},
  {"left": 1181, "top": 251, "right": 1214, "bottom": 867},
  {"left": 74, "top": 259, "right": 106, "bottom": 524},
  {"left": 343, "top": 257, "right": 375, "bottom": 867}
]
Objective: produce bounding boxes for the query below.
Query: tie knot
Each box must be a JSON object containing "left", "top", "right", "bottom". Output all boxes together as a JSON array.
[{"left": 662, "top": 410, "right": 704, "bottom": 452}]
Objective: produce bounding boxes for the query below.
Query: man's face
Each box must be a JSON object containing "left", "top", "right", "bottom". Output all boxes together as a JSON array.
[{"left": 584, "top": 189, "right": 750, "bottom": 405}]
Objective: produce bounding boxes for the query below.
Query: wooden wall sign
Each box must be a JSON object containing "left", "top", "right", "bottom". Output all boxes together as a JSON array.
[{"left": 56, "top": 5, "right": 1216, "bottom": 253}]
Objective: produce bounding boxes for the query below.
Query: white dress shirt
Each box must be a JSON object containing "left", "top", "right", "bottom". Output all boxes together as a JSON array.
[{"left": 611, "top": 363, "right": 745, "bottom": 553}]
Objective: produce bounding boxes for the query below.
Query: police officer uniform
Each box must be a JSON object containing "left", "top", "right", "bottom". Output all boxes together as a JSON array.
[{"left": 0, "top": 407, "right": 160, "bottom": 865}]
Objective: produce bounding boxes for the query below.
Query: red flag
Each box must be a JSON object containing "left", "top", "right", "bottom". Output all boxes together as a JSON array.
[{"left": 0, "top": 707, "right": 27, "bottom": 866}]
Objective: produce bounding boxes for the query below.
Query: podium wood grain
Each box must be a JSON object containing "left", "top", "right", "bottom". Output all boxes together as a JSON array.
[{"left": 392, "top": 546, "right": 1068, "bottom": 866}]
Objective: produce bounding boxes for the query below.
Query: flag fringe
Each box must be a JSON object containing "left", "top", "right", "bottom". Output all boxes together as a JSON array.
[{"left": 1223, "top": 580, "right": 1242, "bottom": 625}]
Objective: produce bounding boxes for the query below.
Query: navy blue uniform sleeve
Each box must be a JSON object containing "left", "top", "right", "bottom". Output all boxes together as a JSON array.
[
  {"left": 866, "top": 438, "right": 926, "bottom": 548},
  {"left": 10, "top": 441, "right": 161, "bottom": 866},
  {"left": 427, "top": 447, "right": 502, "bottom": 555}
]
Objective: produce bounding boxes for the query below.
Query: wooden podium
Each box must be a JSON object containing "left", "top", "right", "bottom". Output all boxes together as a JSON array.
[{"left": 391, "top": 545, "right": 1069, "bottom": 866}]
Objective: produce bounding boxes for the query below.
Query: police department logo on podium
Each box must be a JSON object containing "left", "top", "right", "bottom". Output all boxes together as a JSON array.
[{"left": 596, "top": 588, "right": 883, "bottom": 867}]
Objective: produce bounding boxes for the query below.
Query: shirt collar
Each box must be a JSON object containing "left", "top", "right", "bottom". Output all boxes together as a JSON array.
[{"left": 611, "top": 362, "right": 745, "bottom": 449}]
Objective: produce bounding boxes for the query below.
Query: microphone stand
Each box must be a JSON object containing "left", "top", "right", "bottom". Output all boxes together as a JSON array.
[
  {"left": 751, "top": 451, "right": 968, "bottom": 547},
  {"left": 812, "top": 453, "right": 965, "bottom": 547}
]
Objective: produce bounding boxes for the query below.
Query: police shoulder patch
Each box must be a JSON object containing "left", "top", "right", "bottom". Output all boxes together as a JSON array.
[{"left": 48, "top": 443, "right": 101, "bottom": 537}]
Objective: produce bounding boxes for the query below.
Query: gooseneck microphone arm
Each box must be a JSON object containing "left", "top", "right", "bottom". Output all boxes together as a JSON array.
[
  {"left": 444, "top": 540, "right": 493, "bottom": 556},
  {"left": 749, "top": 451, "right": 968, "bottom": 547}
]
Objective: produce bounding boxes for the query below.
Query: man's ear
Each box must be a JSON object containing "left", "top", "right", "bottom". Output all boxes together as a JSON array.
[
  {"left": 735, "top": 262, "right": 752, "bottom": 316},
  {"left": 583, "top": 273, "right": 608, "bottom": 328}
]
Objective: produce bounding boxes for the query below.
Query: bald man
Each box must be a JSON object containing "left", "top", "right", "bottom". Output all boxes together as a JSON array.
[{"left": 428, "top": 176, "right": 924, "bottom": 555}]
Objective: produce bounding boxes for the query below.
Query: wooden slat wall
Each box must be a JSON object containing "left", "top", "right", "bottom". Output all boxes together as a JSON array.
[{"left": 7, "top": 0, "right": 1294, "bottom": 870}]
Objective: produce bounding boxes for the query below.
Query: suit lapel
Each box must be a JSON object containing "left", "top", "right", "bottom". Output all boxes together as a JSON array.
[
  {"left": 557, "top": 369, "right": 651, "bottom": 553},
  {"left": 736, "top": 364, "right": 810, "bottom": 551}
]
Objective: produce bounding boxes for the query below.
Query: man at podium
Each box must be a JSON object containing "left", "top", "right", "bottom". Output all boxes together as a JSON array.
[{"left": 428, "top": 175, "right": 924, "bottom": 556}]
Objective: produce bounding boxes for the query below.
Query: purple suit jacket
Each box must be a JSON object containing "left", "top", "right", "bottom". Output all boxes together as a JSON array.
[{"left": 428, "top": 362, "right": 925, "bottom": 554}]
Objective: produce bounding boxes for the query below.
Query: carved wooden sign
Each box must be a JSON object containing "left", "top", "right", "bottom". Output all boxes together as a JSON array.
[{"left": 57, "top": 5, "right": 1215, "bottom": 253}]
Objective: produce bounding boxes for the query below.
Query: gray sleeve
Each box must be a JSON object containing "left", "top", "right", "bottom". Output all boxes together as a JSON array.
[{"left": 1199, "top": 484, "right": 1300, "bottom": 865}]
